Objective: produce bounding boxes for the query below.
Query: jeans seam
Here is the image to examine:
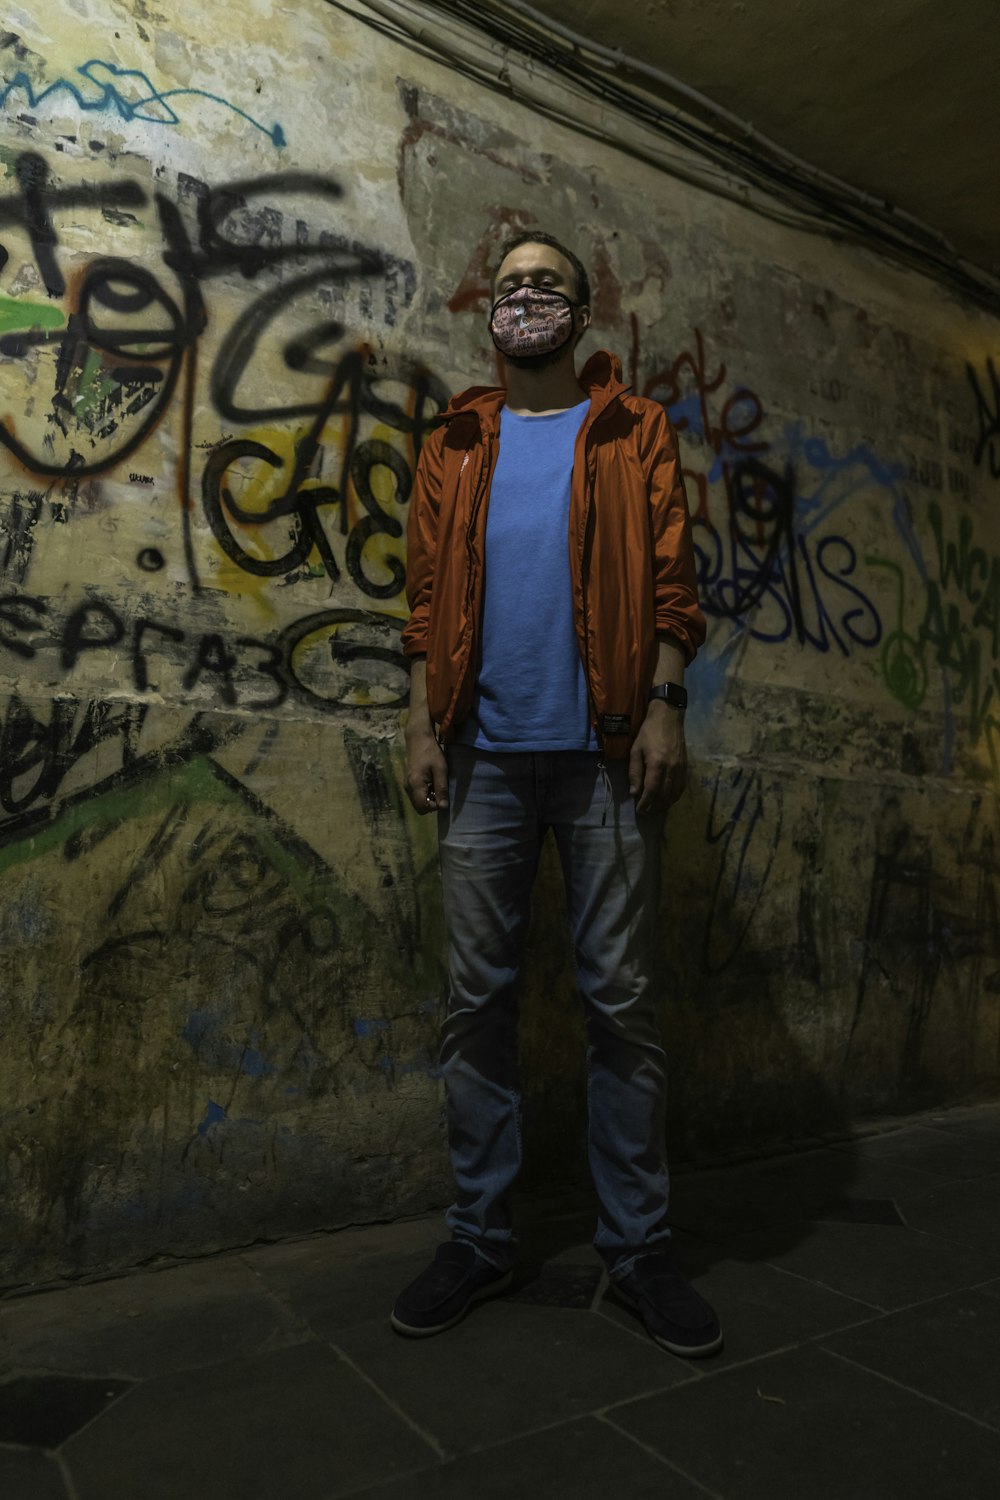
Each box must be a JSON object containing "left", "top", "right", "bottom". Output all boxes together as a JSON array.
[
  {"left": 510, "top": 1085, "right": 522, "bottom": 1156},
  {"left": 454, "top": 1235, "right": 507, "bottom": 1272}
]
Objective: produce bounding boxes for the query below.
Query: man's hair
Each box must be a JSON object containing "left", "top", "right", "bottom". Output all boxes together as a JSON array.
[{"left": 493, "top": 230, "right": 591, "bottom": 306}]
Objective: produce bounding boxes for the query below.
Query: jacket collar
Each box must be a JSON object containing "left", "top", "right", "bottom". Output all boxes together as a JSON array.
[{"left": 439, "top": 348, "right": 629, "bottom": 434}]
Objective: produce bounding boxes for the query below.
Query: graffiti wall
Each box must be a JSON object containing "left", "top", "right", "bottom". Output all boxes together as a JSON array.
[{"left": 1, "top": 2, "right": 997, "bottom": 1283}]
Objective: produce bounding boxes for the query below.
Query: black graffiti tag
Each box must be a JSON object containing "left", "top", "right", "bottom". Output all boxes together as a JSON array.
[{"left": 967, "top": 357, "right": 1000, "bottom": 480}]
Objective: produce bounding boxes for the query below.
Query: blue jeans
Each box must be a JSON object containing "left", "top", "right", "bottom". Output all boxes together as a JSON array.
[{"left": 437, "top": 745, "right": 671, "bottom": 1281}]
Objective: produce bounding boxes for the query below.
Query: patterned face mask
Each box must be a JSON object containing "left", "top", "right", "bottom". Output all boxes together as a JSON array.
[{"left": 489, "top": 286, "right": 577, "bottom": 358}]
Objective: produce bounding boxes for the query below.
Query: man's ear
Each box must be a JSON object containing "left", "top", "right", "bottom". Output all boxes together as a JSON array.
[{"left": 577, "top": 303, "right": 592, "bottom": 333}]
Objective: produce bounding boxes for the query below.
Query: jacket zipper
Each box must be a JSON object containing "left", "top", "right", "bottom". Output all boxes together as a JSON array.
[
  {"left": 581, "top": 440, "right": 613, "bottom": 823},
  {"left": 581, "top": 454, "right": 598, "bottom": 731},
  {"left": 453, "top": 431, "right": 492, "bottom": 727},
  {"left": 579, "top": 395, "right": 626, "bottom": 825}
]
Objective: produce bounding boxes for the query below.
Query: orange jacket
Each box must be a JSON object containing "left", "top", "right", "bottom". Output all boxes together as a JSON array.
[{"left": 402, "top": 349, "right": 706, "bottom": 758}]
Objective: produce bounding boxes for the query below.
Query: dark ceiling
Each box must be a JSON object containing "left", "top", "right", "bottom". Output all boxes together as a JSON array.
[{"left": 481, "top": 0, "right": 1000, "bottom": 278}]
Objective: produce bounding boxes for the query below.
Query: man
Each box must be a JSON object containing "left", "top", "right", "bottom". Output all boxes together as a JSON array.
[{"left": 391, "top": 231, "right": 722, "bottom": 1358}]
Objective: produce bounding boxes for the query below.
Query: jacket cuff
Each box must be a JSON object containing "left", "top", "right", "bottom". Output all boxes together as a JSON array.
[
  {"left": 400, "top": 626, "right": 428, "bottom": 658},
  {"left": 654, "top": 616, "right": 704, "bottom": 666}
]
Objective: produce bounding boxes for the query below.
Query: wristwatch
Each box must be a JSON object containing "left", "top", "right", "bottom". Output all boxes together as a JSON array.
[{"left": 649, "top": 682, "right": 688, "bottom": 711}]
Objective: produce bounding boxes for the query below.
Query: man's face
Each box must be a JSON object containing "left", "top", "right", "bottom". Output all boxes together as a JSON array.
[
  {"left": 492, "top": 241, "right": 589, "bottom": 369},
  {"left": 493, "top": 242, "right": 579, "bottom": 303}
]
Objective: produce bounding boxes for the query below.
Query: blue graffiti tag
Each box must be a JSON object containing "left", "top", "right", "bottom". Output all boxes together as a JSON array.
[
  {"left": 692, "top": 454, "right": 883, "bottom": 656},
  {"left": 0, "top": 58, "right": 286, "bottom": 147}
]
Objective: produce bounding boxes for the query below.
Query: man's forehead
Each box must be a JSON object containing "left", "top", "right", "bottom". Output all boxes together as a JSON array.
[{"left": 495, "top": 242, "right": 574, "bottom": 284}]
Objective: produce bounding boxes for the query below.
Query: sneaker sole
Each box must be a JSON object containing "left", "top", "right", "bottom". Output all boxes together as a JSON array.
[
  {"left": 610, "top": 1283, "right": 724, "bottom": 1359},
  {"left": 389, "top": 1268, "right": 514, "bottom": 1337},
  {"left": 649, "top": 1327, "right": 724, "bottom": 1359}
]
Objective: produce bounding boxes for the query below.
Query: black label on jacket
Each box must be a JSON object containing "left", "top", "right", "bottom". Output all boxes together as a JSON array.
[{"left": 600, "top": 713, "right": 631, "bottom": 735}]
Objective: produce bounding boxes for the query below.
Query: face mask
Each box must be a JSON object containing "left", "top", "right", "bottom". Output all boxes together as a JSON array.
[{"left": 489, "top": 286, "right": 576, "bottom": 358}]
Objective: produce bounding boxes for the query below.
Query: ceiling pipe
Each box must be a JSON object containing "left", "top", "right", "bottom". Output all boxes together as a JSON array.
[{"left": 460, "top": 0, "right": 953, "bottom": 250}]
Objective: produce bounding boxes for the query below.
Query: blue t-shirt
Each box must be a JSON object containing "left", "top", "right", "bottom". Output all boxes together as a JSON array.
[{"left": 456, "top": 398, "right": 599, "bottom": 752}]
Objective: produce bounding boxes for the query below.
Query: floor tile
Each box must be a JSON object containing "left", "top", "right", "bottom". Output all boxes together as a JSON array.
[
  {"left": 0, "top": 1373, "right": 132, "bottom": 1447},
  {"left": 242, "top": 1237, "right": 440, "bottom": 1339},
  {"left": 598, "top": 1246, "right": 875, "bottom": 1366},
  {"left": 0, "top": 1258, "right": 307, "bottom": 1380},
  {"left": 979, "top": 1278, "right": 1000, "bottom": 1300},
  {"left": 608, "top": 1344, "right": 1000, "bottom": 1499},
  {"left": 815, "top": 1197, "right": 906, "bottom": 1225},
  {"left": 526, "top": 1237, "right": 606, "bottom": 1269},
  {"left": 0, "top": 1446, "right": 69, "bottom": 1500},
  {"left": 715, "top": 1217, "right": 1000, "bottom": 1311},
  {"left": 893, "top": 1173, "right": 1000, "bottom": 1254},
  {"left": 334, "top": 1300, "right": 694, "bottom": 1456},
  {"left": 62, "top": 1342, "right": 436, "bottom": 1500},
  {"left": 667, "top": 1146, "right": 941, "bottom": 1242},
  {"left": 341, "top": 1415, "right": 704, "bottom": 1498},
  {"left": 507, "top": 1261, "right": 603, "bottom": 1309},
  {"left": 832, "top": 1125, "right": 1000, "bottom": 1179},
  {"left": 922, "top": 1106, "right": 1000, "bottom": 1147},
  {"left": 821, "top": 1288, "right": 1000, "bottom": 1429}
]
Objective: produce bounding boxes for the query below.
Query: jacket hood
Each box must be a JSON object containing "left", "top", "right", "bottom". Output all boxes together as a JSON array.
[{"left": 439, "top": 348, "right": 629, "bottom": 427}]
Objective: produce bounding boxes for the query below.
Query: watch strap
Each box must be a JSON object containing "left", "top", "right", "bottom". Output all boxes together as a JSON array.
[{"left": 649, "top": 682, "right": 688, "bottom": 711}]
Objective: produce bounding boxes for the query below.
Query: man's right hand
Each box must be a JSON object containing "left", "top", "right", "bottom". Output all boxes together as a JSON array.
[{"left": 404, "top": 730, "right": 449, "bottom": 814}]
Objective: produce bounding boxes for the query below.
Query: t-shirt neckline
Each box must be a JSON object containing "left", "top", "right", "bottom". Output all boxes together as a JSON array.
[{"left": 502, "top": 397, "right": 590, "bottom": 421}]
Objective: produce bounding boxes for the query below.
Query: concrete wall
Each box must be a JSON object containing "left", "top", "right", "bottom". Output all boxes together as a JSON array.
[{"left": 1, "top": 1, "right": 998, "bottom": 1286}]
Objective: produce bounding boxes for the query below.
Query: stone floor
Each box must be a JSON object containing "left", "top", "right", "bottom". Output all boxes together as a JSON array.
[{"left": 2, "top": 1102, "right": 999, "bottom": 1500}]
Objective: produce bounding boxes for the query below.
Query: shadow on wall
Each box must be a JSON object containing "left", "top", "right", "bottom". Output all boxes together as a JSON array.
[
  {"left": 513, "top": 764, "right": 855, "bottom": 1195},
  {"left": 505, "top": 761, "right": 997, "bottom": 1267},
  {"left": 509, "top": 753, "right": 999, "bottom": 1269}
]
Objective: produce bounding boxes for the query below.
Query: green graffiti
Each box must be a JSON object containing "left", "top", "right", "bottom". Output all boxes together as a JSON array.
[
  {"left": 68, "top": 346, "right": 122, "bottom": 427},
  {"left": 869, "top": 503, "right": 1000, "bottom": 753},
  {"left": 865, "top": 554, "right": 927, "bottom": 710},
  {"left": 909, "top": 503, "right": 1000, "bottom": 767},
  {"left": 927, "top": 500, "right": 1000, "bottom": 661},
  {"left": 0, "top": 755, "right": 322, "bottom": 908},
  {"left": 0, "top": 294, "right": 66, "bottom": 335}
]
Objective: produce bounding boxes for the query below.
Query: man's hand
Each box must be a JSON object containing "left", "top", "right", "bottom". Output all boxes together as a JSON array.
[
  {"left": 403, "top": 657, "right": 449, "bottom": 814},
  {"left": 405, "top": 729, "right": 449, "bottom": 814},
  {"left": 628, "top": 701, "right": 687, "bottom": 814}
]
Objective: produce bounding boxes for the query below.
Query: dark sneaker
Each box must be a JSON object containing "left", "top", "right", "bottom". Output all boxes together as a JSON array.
[
  {"left": 610, "top": 1248, "right": 723, "bottom": 1358},
  {"left": 390, "top": 1241, "right": 514, "bottom": 1337}
]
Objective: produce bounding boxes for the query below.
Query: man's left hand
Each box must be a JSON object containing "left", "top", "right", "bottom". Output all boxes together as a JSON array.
[{"left": 628, "top": 702, "right": 687, "bottom": 814}]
